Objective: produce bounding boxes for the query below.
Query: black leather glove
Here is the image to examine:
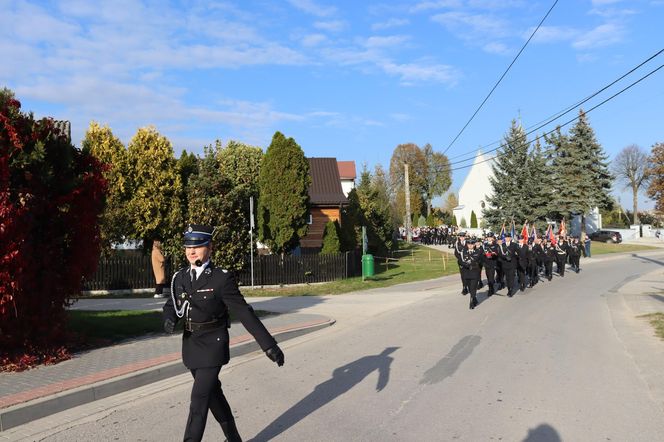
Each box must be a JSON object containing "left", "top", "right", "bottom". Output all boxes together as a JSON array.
[
  {"left": 164, "top": 318, "right": 175, "bottom": 334},
  {"left": 265, "top": 345, "right": 284, "bottom": 367}
]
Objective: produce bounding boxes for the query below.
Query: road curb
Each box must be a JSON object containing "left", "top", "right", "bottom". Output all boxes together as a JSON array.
[{"left": 0, "top": 317, "right": 335, "bottom": 432}]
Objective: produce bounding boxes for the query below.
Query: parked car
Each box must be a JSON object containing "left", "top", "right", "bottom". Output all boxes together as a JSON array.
[{"left": 588, "top": 230, "right": 622, "bottom": 243}]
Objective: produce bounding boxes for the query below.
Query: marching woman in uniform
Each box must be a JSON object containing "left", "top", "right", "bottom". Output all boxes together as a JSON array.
[{"left": 163, "top": 224, "right": 284, "bottom": 442}]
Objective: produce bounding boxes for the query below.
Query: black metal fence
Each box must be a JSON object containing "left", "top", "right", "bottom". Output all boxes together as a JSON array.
[{"left": 82, "top": 250, "right": 362, "bottom": 291}]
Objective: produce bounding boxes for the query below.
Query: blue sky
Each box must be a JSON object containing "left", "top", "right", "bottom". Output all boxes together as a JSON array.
[{"left": 2, "top": 0, "right": 662, "bottom": 209}]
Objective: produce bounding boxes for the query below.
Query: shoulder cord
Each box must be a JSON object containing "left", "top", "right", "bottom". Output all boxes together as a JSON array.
[{"left": 170, "top": 269, "right": 190, "bottom": 319}]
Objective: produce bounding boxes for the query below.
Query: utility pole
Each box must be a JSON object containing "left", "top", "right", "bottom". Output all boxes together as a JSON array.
[{"left": 405, "top": 163, "right": 412, "bottom": 243}]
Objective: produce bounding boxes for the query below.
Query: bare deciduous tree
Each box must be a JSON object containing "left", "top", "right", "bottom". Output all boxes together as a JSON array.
[{"left": 612, "top": 144, "right": 651, "bottom": 224}]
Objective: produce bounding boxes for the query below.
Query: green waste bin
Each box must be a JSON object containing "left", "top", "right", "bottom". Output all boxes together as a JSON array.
[{"left": 362, "top": 254, "right": 374, "bottom": 278}]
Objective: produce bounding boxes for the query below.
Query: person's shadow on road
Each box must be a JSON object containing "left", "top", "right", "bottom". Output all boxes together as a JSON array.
[{"left": 250, "top": 347, "right": 399, "bottom": 441}]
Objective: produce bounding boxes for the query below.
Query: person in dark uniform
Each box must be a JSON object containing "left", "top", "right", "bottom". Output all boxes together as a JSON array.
[
  {"left": 460, "top": 238, "right": 483, "bottom": 309},
  {"left": 569, "top": 236, "right": 582, "bottom": 273},
  {"left": 482, "top": 233, "right": 499, "bottom": 296},
  {"left": 516, "top": 237, "right": 529, "bottom": 292},
  {"left": 498, "top": 232, "right": 518, "bottom": 297},
  {"left": 543, "top": 239, "right": 556, "bottom": 281},
  {"left": 529, "top": 237, "right": 542, "bottom": 287},
  {"left": 454, "top": 231, "right": 468, "bottom": 295},
  {"left": 163, "top": 224, "right": 284, "bottom": 442},
  {"left": 555, "top": 235, "right": 568, "bottom": 277}
]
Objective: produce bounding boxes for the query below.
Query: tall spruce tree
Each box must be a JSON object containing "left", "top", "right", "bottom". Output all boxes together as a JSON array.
[
  {"left": 483, "top": 120, "right": 531, "bottom": 230},
  {"left": 526, "top": 137, "right": 551, "bottom": 228},
  {"left": 187, "top": 144, "right": 251, "bottom": 271},
  {"left": 257, "top": 132, "right": 310, "bottom": 255},
  {"left": 567, "top": 110, "right": 613, "bottom": 233},
  {"left": 543, "top": 126, "right": 572, "bottom": 219}
]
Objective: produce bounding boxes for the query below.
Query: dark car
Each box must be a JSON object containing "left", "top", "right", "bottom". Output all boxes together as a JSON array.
[{"left": 588, "top": 230, "right": 622, "bottom": 243}]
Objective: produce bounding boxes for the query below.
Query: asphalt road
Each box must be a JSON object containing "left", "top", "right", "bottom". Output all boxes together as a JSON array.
[{"left": 28, "top": 252, "right": 664, "bottom": 441}]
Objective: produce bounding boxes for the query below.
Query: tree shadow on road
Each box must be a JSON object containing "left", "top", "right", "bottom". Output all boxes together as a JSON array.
[
  {"left": 250, "top": 347, "right": 399, "bottom": 441},
  {"left": 632, "top": 253, "right": 664, "bottom": 267},
  {"left": 420, "top": 335, "right": 481, "bottom": 385},
  {"left": 522, "top": 423, "right": 561, "bottom": 441}
]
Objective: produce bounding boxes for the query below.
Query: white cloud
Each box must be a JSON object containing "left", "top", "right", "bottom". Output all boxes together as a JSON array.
[
  {"left": 591, "top": 0, "right": 623, "bottom": 5},
  {"left": 301, "top": 33, "right": 328, "bottom": 47},
  {"left": 527, "top": 25, "right": 579, "bottom": 44},
  {"left": 482, "top": 41, "right": 510, "bottom": 54},
  {"left": 287, "top": 0, "right": 336, "bottom": 17},
  {"left": 572, "top": 23, "right": 625, "bottom": 49},
  {"left": 379, "top": 60, "right": 459, "bottom": 85},
  {"left": 313, "top": 20, "right": 347, "bottom": 32},
  {"left": 371, "top": 18, "right": 410, "bottom": 31},
  {"left": 431, "top": 12, "right": 510, "bottom": 39},
  {"left": 390, "top": 113, "right": 412, "bottom": 122},
  {"left": 364, "top": 35, "right": 411, "bottom": 48},
  {"left": 410, "top": 0, "right": 463, "bottom": 13}
]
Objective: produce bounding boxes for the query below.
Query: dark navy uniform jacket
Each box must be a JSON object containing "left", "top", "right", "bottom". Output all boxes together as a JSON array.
[{"left": 163, "top": 262, "right": 277, "bottom": 369}]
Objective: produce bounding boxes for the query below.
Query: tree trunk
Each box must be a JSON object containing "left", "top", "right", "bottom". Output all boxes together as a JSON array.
[
  {"left": 426, "top": 199, "right": 432, "bottom": 217},
  {"left": 632, "top": 185, "right": 639, "bottom": 225}
]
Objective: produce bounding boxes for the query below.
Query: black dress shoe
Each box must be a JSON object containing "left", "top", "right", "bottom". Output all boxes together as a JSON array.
[{"left": 507, "top": 291, "right": 514, "bottom": 297}]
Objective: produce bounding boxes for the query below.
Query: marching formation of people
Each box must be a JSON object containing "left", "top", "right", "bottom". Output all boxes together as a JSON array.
[{"left": 454, "top": 227, "right": 587, "bottom": 310}]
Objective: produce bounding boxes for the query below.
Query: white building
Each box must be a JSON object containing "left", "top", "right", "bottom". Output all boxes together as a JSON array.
[
  {"left": 337, "top": 161, "right": 356, "bottom": 197},
  {"left": 452, "top": 150, "right": 601, "bottom": 234},
  {"left": 453, "top": 150, "right": 494, "bottom": 229}
]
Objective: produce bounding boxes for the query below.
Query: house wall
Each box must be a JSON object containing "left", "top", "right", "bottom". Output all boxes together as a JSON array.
[
  {"left": 300, "top": 207, "right": 341, "bottom": 248},
  {"left": 340, "top": 179, "right": 355, "bottom": 197}
]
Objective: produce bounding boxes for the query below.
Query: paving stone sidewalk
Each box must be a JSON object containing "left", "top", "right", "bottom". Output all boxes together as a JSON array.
[{"left": 0, "top": 312, "right": 333, "bottom": 432}]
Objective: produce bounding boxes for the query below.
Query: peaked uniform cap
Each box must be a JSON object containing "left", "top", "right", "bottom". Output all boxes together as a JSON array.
[{"left": 184, "top": 224, "right": 214, "bottom": 247}]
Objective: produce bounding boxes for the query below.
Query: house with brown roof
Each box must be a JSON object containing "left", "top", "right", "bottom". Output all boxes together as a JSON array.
[{"left": 300, "top": 157, "right": 350, "bottom": 249}]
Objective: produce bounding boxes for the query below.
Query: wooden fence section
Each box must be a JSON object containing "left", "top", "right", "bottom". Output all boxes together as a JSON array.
[{"left": 82, "top": 251, "right": 362, "bottom": 291}]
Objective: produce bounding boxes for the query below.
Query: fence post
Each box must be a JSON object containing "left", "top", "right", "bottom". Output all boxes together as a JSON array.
[
  {"left": 442, "top": 253, "right": 446, "bottom": 270},
  {"left": 428, "top": 250, "right": 431, "bottom": 262}
]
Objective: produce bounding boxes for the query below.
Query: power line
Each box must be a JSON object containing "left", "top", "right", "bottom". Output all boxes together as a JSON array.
[
  {"left": 441, "top": 0, "right": 560, "bottom": 155},
  {"left": 444, "top": 48, "right": 664, "bottom": 167},
  {"left": 443, "top": 62, "right": 664, "bottom": 173}
]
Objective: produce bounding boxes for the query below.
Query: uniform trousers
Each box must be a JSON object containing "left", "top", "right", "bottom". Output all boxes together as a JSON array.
[
  {"left": 484, "top": 263, "right": 496, "bottom": 291},
  {"left": 556, "top": 256, "right": 567, "bottom": 276},
  {"left": 544, "top": 260, "right": 553, "bottom": 280},
  {"left": 185, "top": 366, "right": 238, "bottom": 442},
  {"left": 517, "top": 266, "right": 527, "bottom": 289},
  {"left": 463, "top": 277, "right": 479, "bottom": 305},
  {"left": 502, "top": 265, "right": 516, "bottom": 294}
]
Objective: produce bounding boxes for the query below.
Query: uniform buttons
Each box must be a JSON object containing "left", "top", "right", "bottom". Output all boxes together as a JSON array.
[
  {"left": 203, "top": 295, "right": 207, "bottom": 299},
  {"left": 217, "top": 337, "right": 220, "bottom": 341}
]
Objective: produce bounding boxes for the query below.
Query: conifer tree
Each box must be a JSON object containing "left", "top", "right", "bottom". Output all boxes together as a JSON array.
[
  {"left": 176, "top": 149, "right": 199, "bottom": 219},
  {"left": 567, "top": 110, "right": 613, "bottom": 233},
  {"left": 356, "top": 165, "right": 395, "bottom": 254},
  {"left": 82, "top": 122, "right": 131, "bottom": 252},
  {"left": 526, "top": 137, "right": 551, "bottom": 227},
  {"left": 187, "top": 145, "right": 251, "bottom": 271},
  {"left": 258, "top": 132, "right": 310, "bottom": 255},
  {"left": 125, "top": 127, "right": 183, "bottom": 257},
  {"left": 321, "top": 220, "right": 341, "bottom": 254},
  {"left": 470, "top": 210, "right": 478, "bottom": 228},
  {"left": 483, "top": 120, "right": 531, "bottom": 229}
]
